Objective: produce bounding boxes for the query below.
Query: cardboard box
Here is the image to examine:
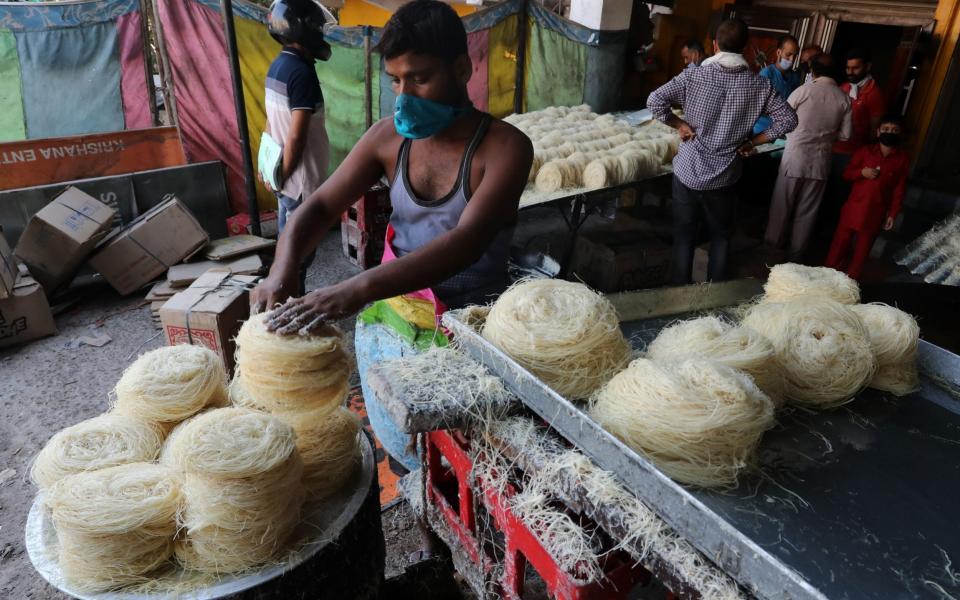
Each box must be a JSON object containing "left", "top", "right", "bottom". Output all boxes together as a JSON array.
[
  {"left": 159, "top": 271, "right": 260, "bottom": 373},
  {"left": 0, "top": 228, "right": 16, "bottom": 300},
  {"left": 14, "top": 186, "right": 117, "bottom": 293},
  {"left": 89, "top": 198, "right": 209, "bottom": 295},
  {"left": 167, "top": 254, "right": 263, "bottom": 288},
  {"left": 570, "top": 231, "right": 671, "bottom": 292},
  {"left": 0, "top": 271, "right": 57, "bottom": 348},
  {"left": 203, "top": 235, "right": 275, "bottom": 261}
]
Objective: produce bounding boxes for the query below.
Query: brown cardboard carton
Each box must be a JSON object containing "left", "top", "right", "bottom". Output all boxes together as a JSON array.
[
  {"left": 166, "top": 254, "right": 263, "bottom": 288},
  {"left": 88, "top": 198, "right": 209, "bottom": 295},
  {"left": 14, "top": 187, "right": 117, "bottom": 293},
  {"left": 0, "top": 272, "right": 57, "bottom": 348},
  {"left": 0, "top": 228, "right": 16, "bottom": 300},
  {"left": 203, "top": 235, "right": 275, "bottom": 261},
  {"left": 159, "top": 271, "right": 259, "bottom": 373}
]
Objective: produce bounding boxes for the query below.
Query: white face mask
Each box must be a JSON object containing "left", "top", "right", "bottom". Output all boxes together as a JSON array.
[{"left": 779, "top": 57, "right": 794, "bottom": 70}]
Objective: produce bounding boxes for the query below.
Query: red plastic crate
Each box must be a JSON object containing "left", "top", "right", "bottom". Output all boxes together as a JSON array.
[
  {"left": 424, "top": 430, "right": 652, "bottom": 599},
  {"left": 341, "top": 186, "right": 391, "bottom": 269}
]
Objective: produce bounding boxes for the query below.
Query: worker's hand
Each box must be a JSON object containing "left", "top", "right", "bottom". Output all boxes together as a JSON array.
[
  {"left": 677, "top": 121, "right": 696, "bottom": 142},
  {"left": 884, "top": 216, "right": 895, "bottom": 231},
  {"left": 861, "top": 167, "right": 880, "bottom": 180},
  {"left": 736, "top": 140, "right": 756, "bottom": 157},
  {"left": 265, "top": 281, "right": 366, "bottom": 336},
  {"left": 256, "top": 169, "right": 275, "bottom": 193},
  {"left": 250, "top": 272, "right": 298, "bottom": 315}
]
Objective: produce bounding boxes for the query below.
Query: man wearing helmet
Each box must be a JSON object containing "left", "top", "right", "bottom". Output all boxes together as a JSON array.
[{"left": 262, "top": 0, "right": 333, "bottom": 292}]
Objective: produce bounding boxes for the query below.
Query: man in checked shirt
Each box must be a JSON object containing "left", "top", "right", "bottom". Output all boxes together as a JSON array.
[{"left": 647, "top": 19, "right": 798, "bottom": 284}]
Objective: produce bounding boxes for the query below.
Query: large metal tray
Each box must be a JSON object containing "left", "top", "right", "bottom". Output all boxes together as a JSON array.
[{"left": 444, "top": 280, "right": 960, "bottom": 600}]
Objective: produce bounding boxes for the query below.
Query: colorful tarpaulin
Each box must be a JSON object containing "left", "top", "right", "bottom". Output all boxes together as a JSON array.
[
  {"left": 0, "top": 0, "right": 151, "bottom": 143},
  {"left": 155, "top": 0, "right": 624, "bottom": 214}
]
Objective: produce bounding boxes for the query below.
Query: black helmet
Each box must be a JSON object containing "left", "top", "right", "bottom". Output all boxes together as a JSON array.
[{"left": 267, "top": 0, "right": 332, "bottom": 61}]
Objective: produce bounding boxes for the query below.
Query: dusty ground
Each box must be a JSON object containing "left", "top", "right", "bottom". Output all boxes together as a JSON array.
[{"left": 0, "top": 232, "right": 430, "bottom": 598}]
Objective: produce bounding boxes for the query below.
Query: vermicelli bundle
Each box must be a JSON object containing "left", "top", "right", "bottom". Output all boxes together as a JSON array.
[
  {"left": 162, "top": 407, "right": 305, "bottom": 574},
  {"left": 280, "top": 406, "right": 362, "bottom": 499},
  {"left": 645, "top": 316, "right": 783, "bottom": 405},
  {"left": 482, "top": 279, "right": 632, "bottom": 399},
  {"left": 113, "top": 345, "right": 228, "bottom": 428},
  {"left": 851, "top": 303, "right": 921, "bottom": 395},
  {"left": 590, "top": 358, "right": 775, "bottom": 488},
  {"left": 31, "top": 414, "right": 164, "bottom": 491},
  {"left": 743, "top": 299, "right": 877, "bottom": 409},
  {"left": 46, "top": 463, "right": 181, "bottom": 592},
  {"left": 235, "top": 313, "right": 352, "bottom": 413},
  {"left": 762, "top": 263, "right": 860, "bottom": 305}
]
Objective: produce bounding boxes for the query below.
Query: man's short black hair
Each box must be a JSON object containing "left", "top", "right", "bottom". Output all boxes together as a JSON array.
[
  {"left": 810, "top": 52, "right": 833, "bottom": 77},
  {"left": 879, "top": 114, "right": 904, "bottom": 129},
  {"left": 777, "top": 34, "right": 799, "bottom": 49},
  {"left": 375, "top": 0, "right": 467, "bottom": 62},
  {"left": 715, "top": 19, "right": 750, "bottom": 53},
  {"left": 683, "top": 39, "right": 705, "bottom": 54},
  {"left": 846, "top": 47, "right": 872, "bottom": 64}
]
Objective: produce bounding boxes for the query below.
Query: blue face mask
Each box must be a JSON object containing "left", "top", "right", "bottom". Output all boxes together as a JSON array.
[
  {"left": 394, "top": 94, "right": 471, "bottom": 139},
  {"left": 779, "top": 57, "right": 794, "bottom": 70}
]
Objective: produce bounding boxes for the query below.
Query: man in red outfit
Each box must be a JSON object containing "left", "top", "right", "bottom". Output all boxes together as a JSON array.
[{"left": 825, "top": 116, "right": 908, "bottom": 279}]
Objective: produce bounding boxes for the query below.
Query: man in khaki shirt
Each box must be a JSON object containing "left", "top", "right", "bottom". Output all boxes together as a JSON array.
[{"left": 765, "top": 54, "right": 852, "bottom": 260}]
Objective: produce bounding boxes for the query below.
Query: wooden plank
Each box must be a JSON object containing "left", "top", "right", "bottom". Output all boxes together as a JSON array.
[{"left": 0, "top": 127, "right": 186, "bottom": 191}]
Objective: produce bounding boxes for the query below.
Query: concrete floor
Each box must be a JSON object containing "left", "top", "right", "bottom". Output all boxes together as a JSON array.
[{"left": 0, "top": 232, "right": 429, "bottom": 598}]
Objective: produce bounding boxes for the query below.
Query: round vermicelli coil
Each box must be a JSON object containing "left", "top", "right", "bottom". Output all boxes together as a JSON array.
[
  {"left": 742, "top": 299, "right": 877, "bottom": 409},
  {"left": 763, "top": 263, "right": 861, "bottom": 305},
  {"left": 482, "top": 279, "right": 632, "bottom": 398},
  {"left": 583, "top": 155, "right": 621, "bottom": 189},
  {"left": 535, "top": 156, "right": 588, "bottom": 192},
  {"left": 46, "top": 463, "right": 181, "bottom": 592},
  {"left": 163, "top": 407, "right": 306, "bottom": 574},
  {"left": 645, "top": 316, "right": 784, "bottom": 406},
  {"left": 850, "top": 303, "right": 920, "bottom": 395},
  {"left": 234, "top": 313, "right": 353, "bottom": 413},
  {"left": 279, "top": 406, "right": 362, "bottom": 499},
  {"left": 590, "top": 357, "right": 775, "bottom": 488},
  {"left": 113, "top": 345, "right": 229, "bottom": 428},
  {"left": 31, "top": 413, "right": 164, "bottom": 491}
]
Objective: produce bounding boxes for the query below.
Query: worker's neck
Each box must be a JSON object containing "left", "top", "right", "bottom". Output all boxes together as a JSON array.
[
  {"left": 880, "top": 144, "right": 896, "bottom": 157},
  {"left": 427, "top": 101, "right": 477, "bottom": 143}
]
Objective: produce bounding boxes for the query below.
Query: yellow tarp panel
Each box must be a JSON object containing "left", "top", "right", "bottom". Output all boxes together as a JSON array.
[
  {"left": 236, "top": 16, "right": 278, "bottom": 211},
  {"left": 339, "top": 0, "right": 476, "bottom": 27},
  {"left": 486, "top": 13, "right": 518, "bottom": 118}
]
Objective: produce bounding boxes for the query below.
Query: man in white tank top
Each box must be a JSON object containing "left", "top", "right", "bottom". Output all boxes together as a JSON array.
[{"left": 251, "top": 0, "right": 533, "bottom": 334}]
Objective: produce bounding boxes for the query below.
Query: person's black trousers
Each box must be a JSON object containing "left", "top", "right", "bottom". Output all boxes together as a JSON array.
[{"left": 670, "top": 177, "right": 737, "bottom": 285}]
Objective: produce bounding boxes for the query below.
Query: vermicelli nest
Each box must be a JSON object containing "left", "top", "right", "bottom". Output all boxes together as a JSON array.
[
  {"left": 742, "top": 299, "right": 877, "bottom": 409},
  {"left": 482, "top": 279, "right": 632, "bottom": 399},
  {"left": 31, "top": 413, "right": 164, "bottom": 491},
  {"left": 162, "top": 407, "right": 306, "bottom": 574},
  {"left": 645, "top": 316, "right": 784, "bottom": 406},
  {"left": 235, "top": 313, "right": 353, "bottom": 413},
  {"left": 851, "top": 303, "right": 921, "bottom": 395},
  {"left": 280, "top": 406, "right": 362, "bottom": 499},
  {"left": 113, "top": 344, "right": 228, "bottom": 428},
  {"left": 590, "top": 358, "right": 775, "bottom": 488},
  {"left": 762, "top": 263, "right": 860, "bottom": 305},
  {"left": 46, "top": 463, "right": 181, "bottom": 592}
]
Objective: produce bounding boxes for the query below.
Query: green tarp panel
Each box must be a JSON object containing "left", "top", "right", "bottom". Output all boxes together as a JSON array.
[
  {"left": 15, "top": 22, "right": 124, "bottom": 139},
  {"left": 0, "top": 29, "right": 25, "bottom": 142},
  {"left": 316, "top": 43, "right": 380, "bottom": 173},
  {"left": 523, "top": 18, "right": 586, "bottom": 112}
]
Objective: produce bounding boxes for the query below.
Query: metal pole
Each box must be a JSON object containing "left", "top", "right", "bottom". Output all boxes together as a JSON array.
[
  {"left": 363, "top": 26, "right": 373, "bottom": 130},
  {"left": 219, "top": 0, "right": 262, "bottom": 236},
  {"left": 513, "top": 0, "right": 529, "bottom": 115}
]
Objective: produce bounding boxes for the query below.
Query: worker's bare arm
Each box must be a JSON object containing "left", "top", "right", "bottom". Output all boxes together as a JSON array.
[
  {"left": 250, "top": 118, "right": 395, "bottom": 311},
  {"left": 268, "top": 122, "right": 534, "bottom": 335},
  {"left": 279, "top": 109, "right": 312, "bottom": 183}
]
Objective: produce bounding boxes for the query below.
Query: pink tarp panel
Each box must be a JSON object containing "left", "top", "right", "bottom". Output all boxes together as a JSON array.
[
  {"left": 466, "top": 29, "right": 489, "bottom": 113},
  {"left": 156, "top": 0, "right": 246, "bottom": 212},
  {"left": 117, "top": 11, "right": 152, "bottom": 130}
]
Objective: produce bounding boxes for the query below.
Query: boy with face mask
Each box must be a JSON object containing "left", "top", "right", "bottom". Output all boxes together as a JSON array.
[
  {"left": 824, "top": 116, "right": 908, "bottom": 279},
  {"left": 753, "top": 35, "right": 802, "bottom": 137},
  {"left": 251, "top": 0, "right": 532, "bottom": 469}
]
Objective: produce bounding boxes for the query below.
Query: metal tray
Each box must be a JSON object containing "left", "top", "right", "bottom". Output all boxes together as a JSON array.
[{"left": 444, "top": 280, "right": 960, "bottom": 600}]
